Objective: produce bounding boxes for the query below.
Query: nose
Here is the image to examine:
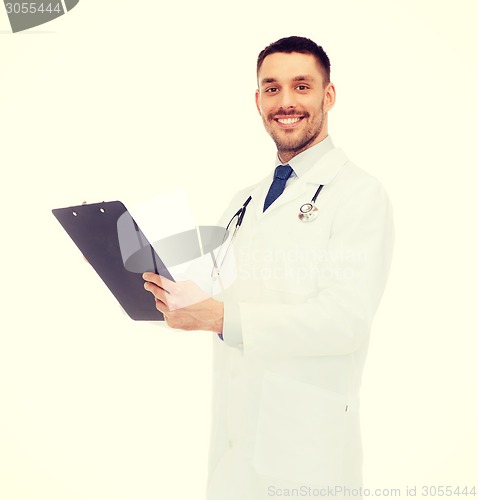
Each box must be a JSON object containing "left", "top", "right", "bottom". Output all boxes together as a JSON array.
[{"left": 277, "top": 88, "right": 297, "bottom": 109}]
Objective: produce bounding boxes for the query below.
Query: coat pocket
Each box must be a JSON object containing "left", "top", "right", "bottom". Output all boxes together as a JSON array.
[{"left": 252, "top": 370, "right": 349, "bottom": 486}]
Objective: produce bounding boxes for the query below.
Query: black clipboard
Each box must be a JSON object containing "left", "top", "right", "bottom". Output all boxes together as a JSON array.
[{"left": 52, "top": 200, "right": 174, "bottom": 321}]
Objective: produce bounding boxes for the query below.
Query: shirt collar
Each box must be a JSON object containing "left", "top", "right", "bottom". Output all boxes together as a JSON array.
[
  {"left": 275, "top": 135, "right": 335, "bottom": 175},
  {"left": 274, "top": 135, "right": 346, "bottom": 185}
]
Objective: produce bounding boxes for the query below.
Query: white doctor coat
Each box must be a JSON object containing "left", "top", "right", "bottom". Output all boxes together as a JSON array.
[{"left": 206, "top": 146, "right": 394, "bottom": 500}]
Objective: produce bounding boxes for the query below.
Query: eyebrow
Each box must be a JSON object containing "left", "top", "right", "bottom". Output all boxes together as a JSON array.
[
  {"left": 292, "top": 75, "right": 314, "bottom": 82},
  {"left": 260, "top": 75, "right": 315, "bottom": 86}
]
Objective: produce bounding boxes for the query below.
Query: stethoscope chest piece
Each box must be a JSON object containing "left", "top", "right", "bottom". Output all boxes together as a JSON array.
[{"left": 298, "top": 202, "right": 319, "bottom": 222}]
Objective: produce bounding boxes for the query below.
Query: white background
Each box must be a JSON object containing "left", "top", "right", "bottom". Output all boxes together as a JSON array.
[{"left": 1, "top": 1, "right": 477, "bottom": 498}]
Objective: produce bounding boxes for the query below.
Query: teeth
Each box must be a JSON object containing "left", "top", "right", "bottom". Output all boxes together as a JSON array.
[{"left": 277, "top": 117, "right": 301, "bottom": 124}]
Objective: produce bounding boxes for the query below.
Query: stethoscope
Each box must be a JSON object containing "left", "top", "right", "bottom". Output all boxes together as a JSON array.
[
  {"left": 211, "top": 184, "right": 324, "bottom": 278},
  {"left": 298, "top": 184, "right": 324, "bottom": 222}
]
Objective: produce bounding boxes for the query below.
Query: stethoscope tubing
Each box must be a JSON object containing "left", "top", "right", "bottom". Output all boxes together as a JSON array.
[
  {"left": 228, "top": 184, "right": 324, "bottom": 231},
  {"left": 212, "top": 184, "right": 325, "bottom": 278}
]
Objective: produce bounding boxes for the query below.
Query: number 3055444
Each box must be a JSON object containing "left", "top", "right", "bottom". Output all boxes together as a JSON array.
[{"left": 5, "top": 3, "right": 62, "bottom": 14}]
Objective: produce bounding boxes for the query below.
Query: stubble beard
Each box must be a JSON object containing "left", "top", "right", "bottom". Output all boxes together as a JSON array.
[{"left": 265, "top": 104, "right": 325, "bottom": 157}]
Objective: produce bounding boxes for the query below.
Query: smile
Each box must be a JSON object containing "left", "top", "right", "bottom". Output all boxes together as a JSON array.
[{"left": 274, "top": 116, "right": 304, "bottom": 128}]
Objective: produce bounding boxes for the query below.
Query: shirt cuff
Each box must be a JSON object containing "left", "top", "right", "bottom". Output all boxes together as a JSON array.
[{"left": 222, "top": 302, "right": 243, "bottom": 347}]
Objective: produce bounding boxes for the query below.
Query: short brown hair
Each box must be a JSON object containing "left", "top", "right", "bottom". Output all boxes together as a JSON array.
[{"left": 257, "top": 36, "right": 331, "bottom": 85}]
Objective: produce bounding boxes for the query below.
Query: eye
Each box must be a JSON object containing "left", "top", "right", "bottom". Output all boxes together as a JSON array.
[
  {"left": 296, "top": 85, "right": 310, "bottom": 91},
  {"left": 265, "top": 87, "right": 279, "bottom": 93}
]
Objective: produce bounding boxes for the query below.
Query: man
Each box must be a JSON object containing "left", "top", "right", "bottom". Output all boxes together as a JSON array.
[{"left": 143, "top": 36, "right": 394, "bottom": 499}]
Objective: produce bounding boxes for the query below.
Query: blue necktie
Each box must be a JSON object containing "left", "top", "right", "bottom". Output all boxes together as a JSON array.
[{"left": 263, "top": 164, "right": 293, "bottom": 212}]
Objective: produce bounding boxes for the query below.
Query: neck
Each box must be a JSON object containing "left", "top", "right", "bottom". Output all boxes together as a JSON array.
[{"left": 278, "top": 131, "right": 329, "bottom": 164}]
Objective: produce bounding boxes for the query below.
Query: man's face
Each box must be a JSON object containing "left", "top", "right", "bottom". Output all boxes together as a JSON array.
[{"left": 255, "top": 52, "right": 335, "bottom": 160}]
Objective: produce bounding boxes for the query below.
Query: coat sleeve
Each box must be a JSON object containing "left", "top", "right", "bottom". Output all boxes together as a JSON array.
[{"left": 226, "top": 174, "right": 394, "bottom": 360}]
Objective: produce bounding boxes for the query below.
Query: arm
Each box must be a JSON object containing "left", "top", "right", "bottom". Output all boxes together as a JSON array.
[
  {"left": 227, "top": 177, "right": 394, "bottom": 359},
  {"left": 143, "top": 176, "right": 394, "bottom": 359}
]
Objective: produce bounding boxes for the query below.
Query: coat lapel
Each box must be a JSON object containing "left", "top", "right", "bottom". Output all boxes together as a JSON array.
[{"left": 249, "top": 148, "right": 349, "bottom": 218}]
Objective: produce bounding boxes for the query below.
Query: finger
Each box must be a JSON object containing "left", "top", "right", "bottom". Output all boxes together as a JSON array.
[
  {"left": 144, "top": 281, "right": 169, "bottom": 303},
  {"left": 142, "top": 273, "right": 175, "bottom": 292},
  {"left": 154, "top": 297, "right": 169, "bottom": 314}
]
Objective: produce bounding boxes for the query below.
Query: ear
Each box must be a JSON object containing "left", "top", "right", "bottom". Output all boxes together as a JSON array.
[
  {"left": 255, "top": 89, "right": 262, "bottom": 116},
  {"left": 323, "top": 82, "right": 336, "bottom": 113}
]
